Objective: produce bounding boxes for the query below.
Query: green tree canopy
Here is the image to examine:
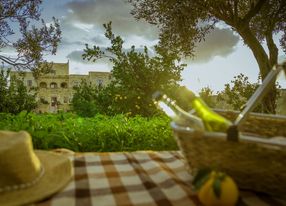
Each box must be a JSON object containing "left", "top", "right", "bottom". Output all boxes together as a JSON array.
[
  {"left": 199, "top": 86, "right": 216, "bottom": 108},
  {"left": 129, "top": 0, "right": 286, "bottom": 113},
  {"left": 0, "top": 69, "right": 37, "bottom": 114},
  {"left": 71, "top": 80, "right": 101, "bottom": 117},
  {"left": 0, "top": 0, "right": 61, "bottom": 77},
  {"left": 81, "top": 22, "right": 185, "bottom": 116},
  {"left": 217, "top": 73, "right": 260, "bottom": 111},
  {"left": 216, "top": 73, "right": 281, "bottom": 112}
]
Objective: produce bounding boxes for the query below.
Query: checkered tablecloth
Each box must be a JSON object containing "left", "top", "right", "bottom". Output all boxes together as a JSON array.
[{"left": 36, "top": 150, "right": 286, "bottom": 206}]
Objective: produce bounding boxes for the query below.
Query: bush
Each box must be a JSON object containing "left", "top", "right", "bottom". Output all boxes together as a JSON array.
[{"left": 0, "top": 112, "right": 178, "bottom": 152}]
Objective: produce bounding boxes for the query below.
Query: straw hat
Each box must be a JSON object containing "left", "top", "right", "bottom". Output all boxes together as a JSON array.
[{"left": 0, "top": 131, "right": 73, "bottom": 206}]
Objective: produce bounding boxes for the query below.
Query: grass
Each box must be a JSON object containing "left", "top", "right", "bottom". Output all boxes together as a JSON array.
[{"left": 0, "top": 112, "right": 178, "bottom": 152}]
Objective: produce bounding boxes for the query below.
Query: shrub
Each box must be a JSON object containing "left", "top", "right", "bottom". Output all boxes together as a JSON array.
[{"left": 0, "top": 112, "right": 178, "bottom": 152}]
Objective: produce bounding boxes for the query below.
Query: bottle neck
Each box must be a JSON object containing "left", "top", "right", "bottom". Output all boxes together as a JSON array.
[
  {"left": 191, "top": 97, "right": 212, "bottom": 116},
  {"left": 161, "top": 95, "right": 186, "bottom": 116},
  {"left": 178, "top": 87, "right": 197, "bottom": 103},
  {"left": 160, "top": 95, "right": 204, "bottom": 130},
  {"left": 179, "top": 87, "right": 213, "bottom": 115}
]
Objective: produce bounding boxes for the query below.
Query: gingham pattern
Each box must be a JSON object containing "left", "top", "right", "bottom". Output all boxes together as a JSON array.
[{"left": 36, "top": 151, "right": 286, "bottom": 206}]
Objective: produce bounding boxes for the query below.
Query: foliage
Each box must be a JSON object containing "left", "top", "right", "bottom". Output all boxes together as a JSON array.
[
  {"left": 82, "top": 22, "right": 185, "bottom": 116},
  {"left": 0, "top": 69, "right": 37, "bottom": 114},
  {"left": 199, "top": 86, "right": 216, "bottom": 108},
  {"left": 216, "top": 73, "right": 281, "bottom": 112},
  {"left": 71, "top": 80, "right": 101, "bottom": 117},
  {"left": 0, "top": 0, "right": 61, "bottom": 77},
  {"left": 0, "top": 112, "right": 177, "bottom": 152},
  {"left": 128, "top": 0, "right": 286, "bottom": 113}
]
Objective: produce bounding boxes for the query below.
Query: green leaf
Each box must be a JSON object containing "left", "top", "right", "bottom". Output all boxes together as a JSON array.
[
  {"left": 192, "top": 168, "right": 212, "bottom": 190},
  {"left": 213, "top": 175, "right": 222, "bottom": 198}
]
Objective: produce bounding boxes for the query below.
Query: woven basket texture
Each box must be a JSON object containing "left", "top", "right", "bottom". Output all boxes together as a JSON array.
[
  {"left": 173, "top": 110, "right": 286, "bottom": 197},
  {"left": 217, "top": 110, "right": 286, "bottom": 137}
]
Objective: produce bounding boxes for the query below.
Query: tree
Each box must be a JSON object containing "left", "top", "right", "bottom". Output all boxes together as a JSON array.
[
  {"left": 82, "top": 22, "right": 185, "bottom": 116},
  {"left": 216, "top": 73, "right": 281, "bottom": 112},
  {"left": 199, "top": 86, "right": 216, "bottom": 108},
  {"left": 128, "top": 0, "right": 286, "bottom": 113},
  {"left": 0, "top": 0, "right": 61, "bottom": 77},
  {"left": 71, "top": 80, "right": 101, "bottom": 117},
  {"left": 217, "top": 73, "right": 260, "bottom": 111},
  {"left": 0, "top": 68, "right": 37, "bottom": 114}
]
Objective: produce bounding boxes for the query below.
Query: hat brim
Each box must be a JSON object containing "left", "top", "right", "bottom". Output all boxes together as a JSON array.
[{"left": 0, "top": 150, "right": 73, "bottom": 206}]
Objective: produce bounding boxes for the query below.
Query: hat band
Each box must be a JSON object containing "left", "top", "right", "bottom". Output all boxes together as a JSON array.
[{"left": 0, "top": 166, "right": 45, "bottom": 193}]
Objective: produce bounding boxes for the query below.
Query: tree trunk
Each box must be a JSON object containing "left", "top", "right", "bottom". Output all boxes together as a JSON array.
[{"left": 237, "top": 26, "right": 277, "bottom": 114}]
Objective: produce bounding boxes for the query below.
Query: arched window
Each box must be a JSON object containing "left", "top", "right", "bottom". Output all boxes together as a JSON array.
[
  {"left": 61, "top": 82, "right": 68, "bottom": 88},
  {"left": 50, "top": 82, "right": 57, "bottom": 89},
  {"left": 39, "top": 82, "right": 47, "bottom": 88}
]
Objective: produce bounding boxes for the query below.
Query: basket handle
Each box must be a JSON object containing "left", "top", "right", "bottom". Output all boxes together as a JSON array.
[{"left": 227, "top": 61, "right": 286, "bottom": 141}]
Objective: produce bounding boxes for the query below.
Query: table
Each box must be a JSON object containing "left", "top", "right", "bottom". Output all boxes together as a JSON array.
[{"left": 36, "top": 150, "right": 286, "bottom": 206}]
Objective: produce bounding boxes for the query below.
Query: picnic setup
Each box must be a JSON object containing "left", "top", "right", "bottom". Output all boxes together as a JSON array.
[{"left": 1, "top": 62, "right": 286, "bottom": 206}]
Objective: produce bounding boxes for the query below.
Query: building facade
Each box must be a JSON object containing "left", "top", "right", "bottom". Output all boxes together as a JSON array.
[{"left": 10, "top": 62, "right": 111, "bottom": 113}]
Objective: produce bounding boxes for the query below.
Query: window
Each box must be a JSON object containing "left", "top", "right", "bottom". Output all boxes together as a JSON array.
[
  {"left": 50, "top": 82, "right": 57, "bottom": 89},
  {"left": 73, "top": 81, "right": 79, "bottom": 88},
  {"left": 50, "top": 70, "right": 56, "bottom": 75},
  {"left": 27, "top": 80, "right": 32, "bottom": 87},
  {"left": 97, "top": 79, "right": 103, "bottom": 87},
  {"left": 64, "top": 97, "right": 68, "bottom": 103},
  {"left": 51, "top": 97, "right": 57, "bottom": 106},
  {"left": 39, "top": 82, "right": 47, "bottom": 88},
  {"left": 61, "top": 82, "right": 68, "bottom": 88},
  {"left": 39, "top": 97, "right": 44, "bottom": 103},
  {"left": 40, "top": 97, "right": 48, "bottom": 104}
]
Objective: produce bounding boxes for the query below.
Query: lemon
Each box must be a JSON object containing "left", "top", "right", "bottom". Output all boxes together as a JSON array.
[{"left": 194, "top": 170, "right": 239, "bottom": 206}]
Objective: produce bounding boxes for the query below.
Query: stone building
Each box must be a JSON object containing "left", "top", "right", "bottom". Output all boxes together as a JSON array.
[{"left": 10, "top": 62, "right": 111, "bottom": 113}]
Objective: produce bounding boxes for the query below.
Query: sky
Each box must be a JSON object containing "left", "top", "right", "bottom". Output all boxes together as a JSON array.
[{"left": 6, "top": 0, "right": 286, "bottom": 93}]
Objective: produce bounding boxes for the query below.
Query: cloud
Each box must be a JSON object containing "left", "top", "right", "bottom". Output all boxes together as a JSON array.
[
  {"left": 56, "top": 15, "right": 111, "bottom": 50},
  {"left": 66, "top": 49, "right": 111, "bottom": 65},
  {"left": 48, "top": 1, "right": 239, "bottom": 67},
  {"left": 59, "top": 39, "right": 84, "bottom": 48},
  {"left": 91, "top": 35, "right": 108, "bottom": 45},
  {"left": 1, "top": 45, "right": 16, "bottom": 53},
  {"left": 64, "top": 0, "right": 158, "bottom": 40},
  {"left": 66, "top": 50, "right": 91, "bottom": 64},
  {"left": 190, "top": 28, "right": 240, "bottom": 63},
  {"left": 57, "top": 18, "right": 92, "bottom": 48},
  {"left": 66, "top": 46, "right": 155, "bottom": 64}
]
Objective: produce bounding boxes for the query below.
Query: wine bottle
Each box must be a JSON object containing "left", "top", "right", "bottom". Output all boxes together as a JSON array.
[
  {"left": 153, "top": 91, "right": 205, "bottom": 131},
  {"left": 177, "top": 87, "right": 232, "bottom": 132}
]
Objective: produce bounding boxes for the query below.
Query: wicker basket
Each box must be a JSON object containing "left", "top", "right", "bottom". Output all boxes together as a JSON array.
[{"left": 172, "top": 110, "right": 286, "bottom": 197}]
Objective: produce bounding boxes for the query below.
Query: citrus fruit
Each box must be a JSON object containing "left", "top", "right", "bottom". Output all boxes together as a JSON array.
[{"left": 193, "top": 170, "right": 239, "bottom": 206}]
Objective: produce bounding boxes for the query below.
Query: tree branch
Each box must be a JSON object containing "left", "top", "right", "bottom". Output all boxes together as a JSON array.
[
  {"left": 0, "top": 55, "right": 33, "bottom": 68},
  {"left": 233, "top": 0, "right": 239, "bottom": 23},
  {"left": 242, "top": 0, "right": 267, "bottom": 24},
  {"left": 265, "top": 32, "right": 278, "bottom": 67}
]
